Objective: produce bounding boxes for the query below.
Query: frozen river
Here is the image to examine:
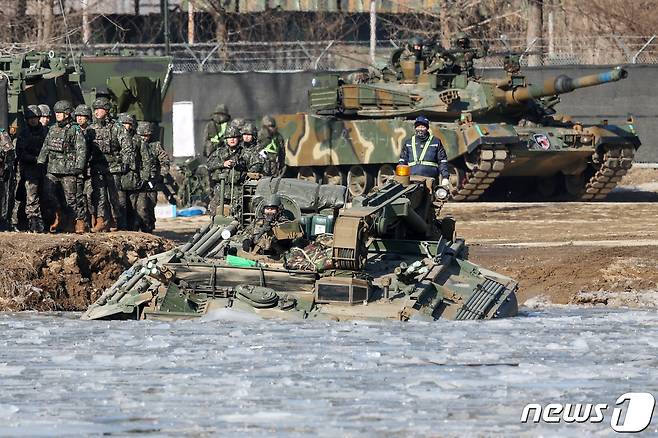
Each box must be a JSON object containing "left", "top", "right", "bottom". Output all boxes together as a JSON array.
[{"left": 1, "top": 307, "right": 657, "bottom": 437}]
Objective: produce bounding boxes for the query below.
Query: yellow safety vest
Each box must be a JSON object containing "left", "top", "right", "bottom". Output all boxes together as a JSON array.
[
  {"left": 409, "top": 135, "right": 439, "bottom": 167},
  {"left": 262, "top": 138, "right": 278, "bottom": 154},
  {"left": 209, "top": 122, "right": 228, "bottom": 144}
]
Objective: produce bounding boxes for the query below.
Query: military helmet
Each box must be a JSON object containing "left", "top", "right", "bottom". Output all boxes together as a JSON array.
[
  {"left": 118, "top": 113, "right": 136, "bottom": 126},
  {"left": 25, "top": 105, "right": 41, "bottom": 119},
  {"left": 452, "top": 31, "right": 469, "bottom": 46},
  {"left": 261, "top": 115, "right": 276, "bottom": 128},
  {"left": 224, "top": 125, "right": 241, "bottom": 139},
  {"left": 213, "top": 103, "right": 229, "bottom": 115},
  {"left": 137, "top": 121, "right": 154, "bottom": 136},
  {"left": 242, "top": 122, "right": 258, "bottom": 136},
  {"left": 53, "top": 100, "right": 73, "bottom": 115},
  {"left": 414, "top": 115, "right": 430, "bottom": 128},
  {"left": 38, "top": 104, "right": 51, "bottom": 117},
  {"left": 264, "top": 194, "right": 282, "bottom": 209},
  {"left": 74, "top": 104, "right": 92, "bottom": 118},
  {"left": 92, "top": 97, "right": 112, "bottom": 111},
  {"left": 229, "top": 118, "right": 244, "bottom": 130}
]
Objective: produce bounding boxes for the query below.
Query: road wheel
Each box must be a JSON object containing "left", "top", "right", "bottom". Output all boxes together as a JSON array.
[
  {"left": 347, "top": 165, "right": 374, "bottom": 198},
  {"left": 297, "top": 166, "right": 318, "bottom": 182},
  {"left": 322, "top": 165, "right": 345, "bottom": 185},
  {"left": 376, "top": 164, "right": 396, "bottom": 186}
]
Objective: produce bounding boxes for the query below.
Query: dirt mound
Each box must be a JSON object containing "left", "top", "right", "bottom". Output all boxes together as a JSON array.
[
  {"left": 469, "top": 245, "right": 658, "bottom": 305},
  {"left": 0, "top": 232, "right": 174, "bottom": 312}
]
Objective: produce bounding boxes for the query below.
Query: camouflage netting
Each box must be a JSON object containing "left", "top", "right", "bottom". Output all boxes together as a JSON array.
[{"left": 255, "top": 177, "right": 346, "bottom": 212}]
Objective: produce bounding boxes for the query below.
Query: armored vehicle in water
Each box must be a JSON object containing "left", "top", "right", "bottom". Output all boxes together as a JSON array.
[
  {"left": 275, "top": 54, "right": 640, "bottom": 200},
  {"left": 82, "top": 172, "right": 518, "bottom": 322}
]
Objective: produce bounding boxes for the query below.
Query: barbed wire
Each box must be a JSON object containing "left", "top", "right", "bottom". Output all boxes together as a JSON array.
[{"left": 2, "top": 35, "right": 656, "bottom": 71}]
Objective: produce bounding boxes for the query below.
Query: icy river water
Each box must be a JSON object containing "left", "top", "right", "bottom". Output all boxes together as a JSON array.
[{"left": 1, "top": 307, "right": 657, "bottom": 437}]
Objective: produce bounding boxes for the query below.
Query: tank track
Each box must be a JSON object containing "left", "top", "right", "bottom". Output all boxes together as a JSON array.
[
  {"left": 451, "top": 146, "right": 509, "bottom": 201},
  {"left": 580, "top": 146, "right": 635, "bottom": 200}
]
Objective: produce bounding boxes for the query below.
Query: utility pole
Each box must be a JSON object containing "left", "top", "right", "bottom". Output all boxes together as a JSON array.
[
  {"left": 188, "top": 0, "right": 195, "bottom": 44},
  {"left": 82, "top": 0, "right": 91, "bottom": 44},
  {"left": 163, "top": 0, "right": 171, "bottom": 55},
  {"left": 526, "top": 0, "right": 543, "bottom": 66},
  {"left": 369, "top": 0, "right": 376, "bottom": 64}
]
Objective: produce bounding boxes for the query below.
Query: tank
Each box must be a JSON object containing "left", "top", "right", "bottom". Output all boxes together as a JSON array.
[
  {"left": 81, "top": 175, "right": 519, "bottom": 322},
  {"left": 274, "top": 60, "right": 640, "bottom": 200},
  {"left": 0, "top": 51, "right": 171, "bottom": 133}
]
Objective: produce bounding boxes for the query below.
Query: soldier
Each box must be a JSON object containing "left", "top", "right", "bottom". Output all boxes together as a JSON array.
[
  {"left": 259, "top": 115, "right": 285, "bottom": 176},
  {"left": 89, "top": 97, "right": 132, "bottom": 232},
  {"left": 203, "top": 103, "right": 231, "bottom": 159},
  {"left": 241, "top": 194, "right": 302, "bottom": 258},
  {"left": 0, "top": 127, "right": 16, "bottom": 231},
  {"left": 450, "top": 31, "right": 486, "bottom": 77},
  {"left": 241, "top": 122, "right": 263, "bottom": 174},
  {"left": 117, "top": 113, "right": 141, "bottom": 231},
  {"left": 206, "top": 125, "right": 246, "bottom": 215},
  {"left": 36, "top": 100, "right": 87, "bottom": 233},
  {"left": 14, "top": 105, "right": 47, "bottom": 232},
  {"left": 38, "top": 104, "right": 52, "bottom": 128},
  {"left": 400, "top": 37, "right": 425, "bottom": 63},
  {"left": 136, "top": 121, "right": 164, "bottom": 232},
  {"left": 398, "top": 115, "right": 450, "bottom": 189},
  {"left": 74, "top": 104, "right": 93, "bottom": 231}
]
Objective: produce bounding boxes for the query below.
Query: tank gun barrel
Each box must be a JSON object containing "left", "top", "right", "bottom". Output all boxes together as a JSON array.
[{"left": 504, "top": 67, "right": 628, "bottom": 104}]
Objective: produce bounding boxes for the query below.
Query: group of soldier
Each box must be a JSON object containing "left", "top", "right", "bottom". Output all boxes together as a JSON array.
[
  {"left": 202, "top": 104, "right": 285, "bottom": 214},
  {"left": 0, "top": 98, "right": 169, "bottom": 234}
]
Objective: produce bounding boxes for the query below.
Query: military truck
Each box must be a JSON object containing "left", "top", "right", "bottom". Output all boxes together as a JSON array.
[
  {"left": 82, "top": 172, "right": 519, "bottom": 322},
  {"left": 0, "top": 51, "right": 171, "bottom": 133},
  {"left": 274, "top": 60, "right": 640, "bottom": 200}
]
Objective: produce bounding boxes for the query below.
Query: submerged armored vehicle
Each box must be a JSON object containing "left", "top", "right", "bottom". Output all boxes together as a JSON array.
[
  {"left": 275, "top": 58, "right": 640, "bottom": 200},
  {"left": 82, "top": 172, "right": 518, "bottom": 322}
]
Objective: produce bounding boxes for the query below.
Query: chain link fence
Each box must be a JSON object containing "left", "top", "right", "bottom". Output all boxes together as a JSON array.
[{"left": 38, "top": 35, "right": 658, "bottom": 72}]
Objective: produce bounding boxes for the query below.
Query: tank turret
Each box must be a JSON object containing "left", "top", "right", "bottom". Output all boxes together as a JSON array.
[{"left": 310, "top": 67, "right": 629, "bottom": 121}]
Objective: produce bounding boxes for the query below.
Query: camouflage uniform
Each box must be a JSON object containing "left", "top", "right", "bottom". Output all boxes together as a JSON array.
[
  {"left": 203, "top": 103, "right": 231, "bottom": 159},
  {"left": 133, "top": 121, "right": 159, "bottom": 232},
  {"left": 14, "top": 105, "right": 47, "bottom": 232},
  {"left": 117, "top": 113, "right": 142, "bottom": 231},
  {"left": 74, "top": 104, "right": 93, "bottom": 231},
  {"left": 89, "top": 98, "right": 133, "bottom": 231},
  {"left": 36, "top": 100, "right": 87, "bottom": 233},
  {"left": 143, "top": 124, "right": 171, "bottom": 230},
  {"left": 206, "top": 126, "right": 246, "bottom": 215},
  {"left": 241, "top": 195, "right": 302, "bottom": 258},
  {"left": 259, "top": 116, "right": 285, "bottom": 177},
  {"left": 241, "top": 122, "right": 263, "bottom": 174},
  {"left": 0, "top": 128, "right": 16, "bottom": 231},
  {"left": 284, "top": 234, "right": 334, "bottom": 272}
]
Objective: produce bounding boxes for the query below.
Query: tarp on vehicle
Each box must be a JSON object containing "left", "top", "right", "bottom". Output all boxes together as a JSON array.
[{"left": 255, "top": 177, "right": 346, "bottom": 212}]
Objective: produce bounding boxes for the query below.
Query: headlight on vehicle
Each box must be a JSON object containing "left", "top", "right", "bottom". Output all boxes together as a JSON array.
[
  {"left": 435, "top": 187, "right": 449, "bottom": 201},
  {"left": 580, "top": 134, "right": 593, "bottom": 145}
]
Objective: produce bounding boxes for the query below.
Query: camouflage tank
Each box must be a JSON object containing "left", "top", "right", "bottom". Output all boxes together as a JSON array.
[
  {"left": 81, "top": 173, "right": 518, "bottom": 322},
  {"left": 0, "top": 51, "right": 171, "bottom": 133},
  {"left": 274, "top": 58, "right": 640, "bottom": 200}
]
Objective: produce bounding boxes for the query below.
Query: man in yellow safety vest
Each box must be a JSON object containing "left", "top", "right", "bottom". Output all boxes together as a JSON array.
[{"left": 398, "top": 115, "right": 450, "bottom": 188}]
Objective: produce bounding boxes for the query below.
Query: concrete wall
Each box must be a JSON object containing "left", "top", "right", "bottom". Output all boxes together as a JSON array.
[{"left": 165, "top": 65, "right": 658, "bottom": 162}]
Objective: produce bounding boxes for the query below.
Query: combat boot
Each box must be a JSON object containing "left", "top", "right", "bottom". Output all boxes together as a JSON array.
[
  {"left": 109, "top": 218, "right": 118, "bottom": 232},
  {"left": 49, "top": 210, "right": 61, "bottom": 233},
  {"left": 75, "top": 219, "right": 86, "bottom": 234},
  {"left": 29, "top": 217, "right": 45, "bottom": 233},
  {"left": 62, "top": 218, "right": 75, "bottom": 233},
  {"left": 91, "top": 216, "right": 107, "bottom": 233}
]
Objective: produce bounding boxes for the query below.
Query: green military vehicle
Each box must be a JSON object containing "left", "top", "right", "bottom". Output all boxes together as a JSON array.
[
  {"left": 0, "top": 51, "right": 171, "bottom": 132},
  {"left": 274, "top": 59, "right": 640, "bottom": 200},
  {"left": 81, "top": 174, "right": 519, "bottom": 322}
]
